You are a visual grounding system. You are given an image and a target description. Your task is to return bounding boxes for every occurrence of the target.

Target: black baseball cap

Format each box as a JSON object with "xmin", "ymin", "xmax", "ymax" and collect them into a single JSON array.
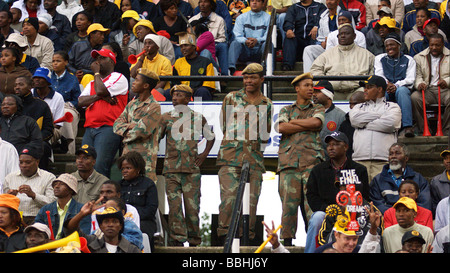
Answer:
[
  {"xmin": 359, "ymin": 75, "xmax": 387, "ymax": 91},
  {"xmin": 75, "ymin": 144, "xmax": 97, "ymax": 159},
  {"xmin": 402, "ymin": 230, "xmax": 426, "ymax": 245},
  {"xmin": 314, "ymin": 80, "xmax": 334, "ymax": 93},
  {"xmin": 19, "ymin": 146, "xmax": 42, "ymax": 159},
  {"xmin": 324, "ymin": 131, "xmax": 349, "ymax": 144}
]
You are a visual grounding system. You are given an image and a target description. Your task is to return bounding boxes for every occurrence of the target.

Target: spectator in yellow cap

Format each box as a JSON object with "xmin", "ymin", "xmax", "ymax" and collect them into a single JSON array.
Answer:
[
  {"xmin": 121, "ymin": 19, "xmax": 175, "ymax": 65},
  {"xmin": 382, "ymin": 197, "xmax": 434, "ymax": 253},
  {"xmin": 110, "ymin": 9, "xmax": 141, "ymax": 46},
  {"xmin": 429, "ymin": 149, "xmax": 450, "ymax": 215},
  {"xmin": 0, "ymin": 194, "xmax": 27, "ymax": 252},
  {"xmin": 67, "ymin": 23, "xmax": 110, "ymax": 86}
]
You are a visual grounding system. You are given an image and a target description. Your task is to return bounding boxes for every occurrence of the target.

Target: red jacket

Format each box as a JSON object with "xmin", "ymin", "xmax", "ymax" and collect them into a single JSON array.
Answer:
[
  {"xmin": 339, "ymin": 0, "xmax": 367, "ymax": 30},
  {"xmin": 383, "ymin": 205, "xmax": 434, "ymax": 232}
]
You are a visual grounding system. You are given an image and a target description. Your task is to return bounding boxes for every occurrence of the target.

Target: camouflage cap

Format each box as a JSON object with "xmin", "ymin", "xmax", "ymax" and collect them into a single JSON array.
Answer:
[
  {"xmin": 291, "ymin": 72, "xmax": 313, "ymax": 86},
  {"xmin": 137, "ymin": 68, "xmax": 160, "ymax": 82},
  {"xmin": 242, "ymin": 63, "xmax": 264, "ymax": 75},
  {"xmin": 170, "ymin": 84, "xmax": 193, "ymax": 96}
]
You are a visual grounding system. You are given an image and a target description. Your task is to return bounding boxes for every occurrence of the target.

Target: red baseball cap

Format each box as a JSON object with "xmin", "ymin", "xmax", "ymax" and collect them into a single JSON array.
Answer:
[
  {"xmin": 423, "ymin": 18, "xmax": 440, "ymax": 29},
  {"xmin": 91, "ymin": 48, "xmax": 116, "ymax": 64}
]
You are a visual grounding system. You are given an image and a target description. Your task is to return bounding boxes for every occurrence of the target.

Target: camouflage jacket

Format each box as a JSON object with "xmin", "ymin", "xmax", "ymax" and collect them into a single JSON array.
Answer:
[
  {"xmin": 217, "ymin": 88, "xmax": 273, "ymax": 171},
  {"xmin": 277, "ymin": 101, "xmax": 325, "ymax": 172},
  {"xmin": 159, "ymin": 106, "xmax": 215, "ymax": 174},
  {"xmin": 113, "ymin": 95, "xmax": 161, "ymax": 181}
]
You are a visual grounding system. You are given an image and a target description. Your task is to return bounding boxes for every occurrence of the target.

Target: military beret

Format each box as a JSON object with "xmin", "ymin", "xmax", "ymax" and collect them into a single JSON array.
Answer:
[
  {"xmin": 137, "ymin": 68, "xmax": 160, "ymax": 82},
  {"xmin": 291, "ymin": 72, "xmax": 313, "ymax": 86},
  {"xmin": 242, "ymin": 63, "xmax": 264, "ymax": 75},
  {"xmin": 170, "ymin": 84, "xmax": 193, "ymax": 96}
]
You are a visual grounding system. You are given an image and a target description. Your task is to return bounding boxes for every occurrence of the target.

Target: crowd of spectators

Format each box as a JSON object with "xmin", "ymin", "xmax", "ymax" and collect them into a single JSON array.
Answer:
[{"xmin": 0, "ymin": 0, "xmax": 449, "ymax": 254}]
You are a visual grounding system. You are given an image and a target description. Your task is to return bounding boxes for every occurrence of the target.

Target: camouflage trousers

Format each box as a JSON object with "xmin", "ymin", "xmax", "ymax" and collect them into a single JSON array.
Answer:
[
  {"xmin": 164, "ymin": 172, "xmax": 202, "ymax": 245},
  {"xmin": 217, "ymin": 166, "xmax": 263, "ymax": 240},
  {"xmin": 278, "ymin": 165, "xmax": 315, "ymax": 239}
]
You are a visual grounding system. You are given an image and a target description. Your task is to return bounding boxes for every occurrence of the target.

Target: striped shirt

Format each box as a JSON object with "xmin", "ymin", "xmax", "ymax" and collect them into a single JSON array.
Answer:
[{"xmin": 3, "ymin": 169, "xmax": 56, "ymax": 217}]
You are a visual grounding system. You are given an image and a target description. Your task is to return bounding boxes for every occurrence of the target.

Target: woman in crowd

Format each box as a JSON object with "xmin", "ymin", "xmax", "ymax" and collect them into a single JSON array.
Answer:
[{"xmin": 0, "ymin": 47, "xmax": 32, "ymax": 95}]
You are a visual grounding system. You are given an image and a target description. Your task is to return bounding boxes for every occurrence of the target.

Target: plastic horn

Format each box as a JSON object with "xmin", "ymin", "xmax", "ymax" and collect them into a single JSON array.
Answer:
[
  {"xmin": 128, "ymin": 50, "xmax": 146, "ymax": 64},
  {"xmin": 54, "ymin": 112, "xmax": 73, "ymax": 124},
  {"xmin": 254, "ymin": 224, "xmax": 282, "ymax": 253},
  {"xmin": 422, "ymin": 89, "xmax": 431, "ymax": 136},
  {"xmin": 436, "ymin": 86, "xmax": 444, "ymax": 136},
  {"xmin": 79, "ymin": 237, "xmax": 91, "ymax": 253},
  {"xmin": 46, "ymin": 210, "xmax": 55, "ymax": 240},
  {"xmin": 13, "ymin": 231, "xmax": 80, "ymax": 253}
]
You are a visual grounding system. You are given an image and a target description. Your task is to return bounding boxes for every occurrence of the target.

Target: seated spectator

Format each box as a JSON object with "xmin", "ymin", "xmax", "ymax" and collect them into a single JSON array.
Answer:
[
  {"xmin": 153, "ymin": 0, "xmax": 187, "ymax": 58},
  {"xmin": 37, "ymin": 13, "xmax": 62, "ymax": 51},
  {"xmin": 71, "ymin": 145, "xmax": 109, "ymax": 204},
  {"xmin": 43, "ymin": 0, "xmax": 72, "ymax": 46},
  {"xmin": 404, "ymin": 7, "xmax": 448, "ymax": 50},
  {"xmin": 0, "ymin": 136, "xmax": 19, "ymax": 193},
  {"xmin": 310, "ymin": 24, "xmax": 375, "ymax": 100},
  {"xmin": 78, "ymin": 48, "xmax": 129, "ymax": 178},
  {"xmin": 51, "ymin": 51, "xmax": 81, "ymax": 155},
  {"xmin": 102, "ymin": 42, "xmax": 131, "ymax": 84},
  {"xmin": 190, "ymin": 0, "xmax": 228, "ymax": 75},
  {"xmin": 3, "ymin": 33, "xmax": 40, "ymax": 74},
  {"xmin": 434, "ymin": 196, "xmax": 449, "ymax": 233},
  {"xmin": 338, "ymin": 0, "xmax": 367, "ymax": 30},
  {"xmin": 23, "ymin": 222, "xmax": 51, "ymax": 251},
  {"xmin": 324, "ymin": 11, "xmax": 367, "ymax": 50},
  {"xmin": 94, "ymin": 0, "xmax": 122, "ymax": 29},
  {"xmin": 432, "ymin": 224, "xmax": 450, "ymax": 253},
  {"xmin": 349, "ymin": 76, "xmax": 401, "ymax": 182},
  {"xmin": 57, "ymin": 0, "xmax": 83, "ymax": 28},
  {"xmin": 266, "ymin": 0, "xmax": 292, "ymax": 45},
  {"xmin": 302, "ymin": 0, "xmax": 341, "ymax": 73},
  {"xmin": 109, "ymin": 10, "xmax": 141, "ymax": 49},
  {"xmin": 281, "ymin": 0, "xmax": 326, "ymax": 71},
  {"xmin": 11, "ymin": 0, "xmax": 48, "ymax": 22},
  {"xmin": 10, "ymin": 8, "xmax": 23, "ymax": 33},
  {"xmin": 400, "ymin": 229, "xmax": 430, "ymax": 253},
  {"xmin": 361, "ymin": 6, "xmax": 395, "ymax": 35},
  {"xmin": 410, "ymin": 17, "xmax": 450, "ymax": 56},
  {"xmin": 382, "ymin": 197, "xmax": 434, "ymax": 253},
  {"xmin": 22, "ymin": 17, "xmax": 53, "ymax": 70},
  {"xmin": 67, "ymin": 23, "xmax": 110, "ymax": 86},
  {"xmin": 121, "ymin": 19, "xmax": 175, "ymax": 65},
  {"xmin": 156, "ymin": 0, "xmax": 193, "ymax": 19},
  {"xmin": 0, "ymin": 47, "xmax": 32, "ymax": 95},
  {"xmin": 129, "ymin": 34, "xmax": 173, "ymax": 94},
  {"xmin": 439, "ymin": 1, "xmax": 450, "ymax": 40},
  {"xmin": 0, "ymin": 10, "xmax": 19, "ymax": 47},
  {"xmin": 364, "ymin": 0, "xmax": 404, "ymax": 25},
  {"xmin": 164, "ymin": 32, "xmax": 216, "ymax": 101},
  {"xmin": 0, "ymin": 194, "xmax": 27, "ymax": 252},
  {"xmin": 370, "ymin": 143, "xmax": 431, "ymax": 214},
  {"xmin": 430, "ymin": 149, "xmax": 450, "ymax": 216},
  {"xmin": 14, "ymin": 76, "xmax": 54, "ymax": 170},
  {"xmin": 365, "ymin": 16, "xmax": 408, "ymax": 56},
  {"xmin": 402, "ymin": 0, "xmax": 441, "ymax": 33},
  {"xmin": 404, "ymin": 0, "xmax": 439, "ymax": 14},
  {"xmin": 374, "ymin": 32, "xmax": 415, "ymax": 137},
  {"xmin": 383, "ymin": 180, "xmax": 433, "ymax": 231},
  {"xmin": 191, "ymin": 17, "xmax": 219, "ymax": 70},
  {"xmin": 34, "ymin": 173, "xmax": 91, "ymax": 239},
  {"xmin": 64, "ymin": 11, "xmax": 93, "ymax": 52},
  {"xmin": 65, "ymin": 204, "xmax": 142, "ymax": 253},
  {"xmin": 198, "ymin": 0, "xmax": 232, "ymax": 41},
  {"xmin": 227, "ymin": 0, "xmax": 269, "ymax": 76},
  {"xmin": 3, "ymin": 146, "xmax": 56, "ymax": 225},
  {"xmin": 0, "ymin": 94, "xmax": 43, "ymax": 155},
  {"xmin": 411, "ymin": 34, "xmax": 450, "ymax": 135}
]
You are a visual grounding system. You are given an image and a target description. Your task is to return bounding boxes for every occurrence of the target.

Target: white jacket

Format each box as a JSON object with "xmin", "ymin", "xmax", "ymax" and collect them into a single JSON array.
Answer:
[{"xmin": 350, "ymin": 97, "xmax": 402, "ymax": 161}]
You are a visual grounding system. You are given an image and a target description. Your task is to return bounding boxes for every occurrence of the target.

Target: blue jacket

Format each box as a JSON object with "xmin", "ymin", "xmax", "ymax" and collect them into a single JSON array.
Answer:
[
  {"xmin": 370, "ymin": 164, "xmax": 431, "ymax": 214},
  {"xmin": 233, "ymin": 10, "xmax": 271, "ymax": 45},
  {"xmin": 51, "ymin": 70, "xmax": 81, "ymax": 108},
  {"xmin": 401, "ymin": 8, "xmax": 441, "ymax": 33},
  {"xmin": 410, "ymin": 36, "xmax": 450, "ymax": 57},
  {"xmin": 283, "ymin": 1, "xmax": 327, "ymax": 39},
  {"xmin": 34, "ymin": 198, "xmax": 91, "ymax": 239}
]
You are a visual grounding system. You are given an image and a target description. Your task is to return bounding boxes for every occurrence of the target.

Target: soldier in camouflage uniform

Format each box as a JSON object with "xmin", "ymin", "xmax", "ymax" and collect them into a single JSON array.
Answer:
[
  {"xmin": 113, "ymin": 68, "xmax": 161, "ymax": 183},
  {"xmin": 216, "ymin": 63, "xmax": 273, "ymax": 244},
  {"xmin": 276, "ymin": 72, "xmax": 325, "ymax": 246},
  {"xmin": 159, "ymin": 84, "xmax": 215, "ymax": 246}
]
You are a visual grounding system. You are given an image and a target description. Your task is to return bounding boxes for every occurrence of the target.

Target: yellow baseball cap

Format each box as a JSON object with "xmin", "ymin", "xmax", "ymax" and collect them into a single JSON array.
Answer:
[
  {"xmin": 87, "ymin": 23, "xmax": 110, "ymax": 35},
  {"xmin": 121, "ymin": 10, "xmax": 141, "ymax": 21},
  {"xmin": 133, "ymin": 20, "xmax": 156, "ymax": 37},
  {"xmin": 440, "ymin": 149, "xmax": 450, "ymax": 157},
  {"xmin": 393, "ymin": 197, "xmax": 417, "ymax": 212},
  {"xmin": 375, "ymin": 17, "xmax": 398, "ymax": 30}
]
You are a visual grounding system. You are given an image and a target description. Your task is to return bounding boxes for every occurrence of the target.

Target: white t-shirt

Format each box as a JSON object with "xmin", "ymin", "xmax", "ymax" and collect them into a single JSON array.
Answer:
[{"xmin": 79, "ymin": 72, "xmax": 128, "ymax": 99}]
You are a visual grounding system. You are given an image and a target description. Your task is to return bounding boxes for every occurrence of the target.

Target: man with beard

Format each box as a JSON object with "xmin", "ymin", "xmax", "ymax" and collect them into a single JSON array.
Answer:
[{"xmin": 370, "ymin": 142, "xmax": 431, "ymax": 214}]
